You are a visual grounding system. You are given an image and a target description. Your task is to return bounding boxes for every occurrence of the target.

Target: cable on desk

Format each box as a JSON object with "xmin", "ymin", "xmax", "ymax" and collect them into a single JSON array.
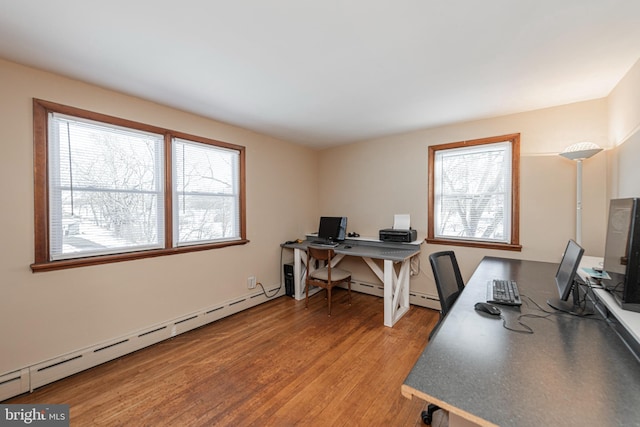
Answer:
[
  {"xmin": 607, "ymin": 281, "xmax": 625, "ymax": 293},
  {"xmin": 521, "ymin": 294, "xmax": 556, "ymax": 314},
  {"xmin": 521, "ymin": 293, "xmax": 605, "ymax": 322},
  {"xmin": 502, "ymin": 294, "xmax": 588, "ymax": 335},
  {"xmin": 577, "ymin": 281, "xmax": 593, "ymax": 311},
  {"xmin": 574, "ymin": 282, "xmax": 609, "ymax": 321},
  {"xmin": 500, "ymin": 314, "xmax": 534, "ymax": 334}
]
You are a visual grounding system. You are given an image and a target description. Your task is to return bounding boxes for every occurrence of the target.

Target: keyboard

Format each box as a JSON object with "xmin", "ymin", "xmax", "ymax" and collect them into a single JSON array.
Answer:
[
  {"xmin": 486, "ymin": 279, "xmax": 522, "ymax": 306},
  {"xmin": 309, "ymin": 240, "xmax": 339, "ymax": 248}
]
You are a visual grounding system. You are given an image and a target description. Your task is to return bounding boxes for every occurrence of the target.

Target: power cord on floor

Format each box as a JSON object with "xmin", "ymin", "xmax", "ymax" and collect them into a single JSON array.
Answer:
[
  {"xmin": 255, "ymin": 247, "xmax": 287, "ymax": 299},
  {"xmin": 257, "ymin": 281, "xmax": 281, "ymax": 298}
]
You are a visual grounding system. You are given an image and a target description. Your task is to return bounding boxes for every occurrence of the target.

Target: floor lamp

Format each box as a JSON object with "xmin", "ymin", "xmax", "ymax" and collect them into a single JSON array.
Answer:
[{"xmin": 559, "ymin": 142, "xmax": 603, "ymax": 245}]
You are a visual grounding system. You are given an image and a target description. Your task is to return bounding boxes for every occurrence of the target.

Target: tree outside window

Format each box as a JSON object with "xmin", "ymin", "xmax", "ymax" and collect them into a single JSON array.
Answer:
[
  {"xmin": 427, "ymin": 134, "xmax": 521, "ymax": 251},
  {"xmin": 32, "ymin": 99, "xmax": 247, "ymax": 272}
]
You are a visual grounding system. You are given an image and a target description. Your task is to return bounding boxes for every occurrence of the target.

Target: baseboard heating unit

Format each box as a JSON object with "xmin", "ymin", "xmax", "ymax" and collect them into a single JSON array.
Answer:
[{"xmin": 0, "ymin": 285, "xmax": 284, "ymax": 401}]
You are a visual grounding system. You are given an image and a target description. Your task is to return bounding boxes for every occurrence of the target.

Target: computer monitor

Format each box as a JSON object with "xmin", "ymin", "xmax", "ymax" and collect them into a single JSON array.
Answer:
[
  {"xmin": 547, "ymin": 239, "xmax": 588, "ymax": 315},
  {"xmin": 602, "ymin": 198, "xmax": 640, "ymax": 312},
  {"xmin": 317, "ymin": 217, "xmax": 347, "ymax": 243}
]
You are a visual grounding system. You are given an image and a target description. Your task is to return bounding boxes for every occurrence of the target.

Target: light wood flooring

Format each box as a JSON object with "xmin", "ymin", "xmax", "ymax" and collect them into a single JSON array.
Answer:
[{"xmin": 6, "ymin": 290, "xmax": 444, "ymax": 426}]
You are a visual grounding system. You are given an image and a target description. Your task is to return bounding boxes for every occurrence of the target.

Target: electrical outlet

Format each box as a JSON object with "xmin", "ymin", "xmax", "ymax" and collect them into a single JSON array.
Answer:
[{"xmin": 247, "ymin": 276, "xmax": 256, "ymax": 289}]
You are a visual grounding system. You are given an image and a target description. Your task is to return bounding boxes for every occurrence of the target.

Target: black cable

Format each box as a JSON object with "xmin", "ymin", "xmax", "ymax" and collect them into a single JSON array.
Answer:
[
  {"xmin": 521, "ymin": 294, "xmax": 556, "ymax": 314},
  {"xmin": 257, "ymin": 282, "xmax": 281, "ymax": 298},
  {"xmin": 608, "ymin": 280, "xmax": 625, "ymax": 293},
  {"xmin": 577, "ymin": 282, "xmax": 591, "ymax": 310},
  {"xmin": 521, "ymin": 293, "xmax": 605, "ymax": 322},
  {"xmin": 256, "ymin": 247, "xmax": 286, "ymax": 299},
  {"xmin": 501, "ymin": 292, "xmax": 599, "ymax": 334},
  {"xmin": 500, "ymin": 314, "xmax": 534, "ymax": 334}
]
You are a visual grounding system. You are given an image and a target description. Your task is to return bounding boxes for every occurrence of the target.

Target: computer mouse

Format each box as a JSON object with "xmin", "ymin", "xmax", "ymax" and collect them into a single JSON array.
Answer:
[
  {"xmin": 344, "ymin": 245, "xmax": 352, "ymax": 249},
  {"xmin": 474, "ymin": 302, "xmax": 501, "ymax": 316}
]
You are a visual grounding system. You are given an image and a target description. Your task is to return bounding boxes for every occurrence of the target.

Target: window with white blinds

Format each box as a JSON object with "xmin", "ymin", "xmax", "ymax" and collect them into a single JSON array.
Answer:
[
  {"xmin": 48, "ymin": 113, "xmax": 165, "ymax": 260},
  {"xmin": 428, "ymin": 134, "xmax": 521, "ymax": 250},
  {"xmin": 32, "ymin": 99, "xmax": 247, "ymax": 271},
  {"xmin": 173, "ymin": 138, "xmax": 241, "ymax": 245}
]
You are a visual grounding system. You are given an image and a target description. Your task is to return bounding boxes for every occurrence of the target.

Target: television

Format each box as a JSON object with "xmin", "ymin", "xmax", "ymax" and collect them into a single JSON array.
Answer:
[
  {"xmin": 316, "ymin": 217, "xmax": 347, "ymax": 243},
  {"xmin": 547, "ymin": 239, "xmax": 589, "ymax": 315},
  {"xmin": 602, "ymin": 198, "xmax": 640, "ymax": 312}
]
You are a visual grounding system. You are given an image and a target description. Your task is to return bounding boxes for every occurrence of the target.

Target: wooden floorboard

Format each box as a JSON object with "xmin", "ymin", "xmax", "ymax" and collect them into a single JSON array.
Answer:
[{"xmin": 6, "ymin": 290, "xmax": 440, "ymax": 426}]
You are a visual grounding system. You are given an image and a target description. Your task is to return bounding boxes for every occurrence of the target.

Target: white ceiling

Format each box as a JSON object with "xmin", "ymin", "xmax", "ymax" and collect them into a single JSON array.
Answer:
[{"xmin": 0, "ymin": 1, "xmax": 639, "ymax": 148}]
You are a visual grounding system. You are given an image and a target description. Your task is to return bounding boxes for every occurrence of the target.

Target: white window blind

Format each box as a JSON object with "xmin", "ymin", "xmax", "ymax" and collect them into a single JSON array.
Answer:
[
  {"xmin": 48, "ymin": 113, "xmax": 165, "ymax": 260},
  {"xmin": 172, "ymin": 138, "xmax": 241, "ymax": 246},
  {"xmin": 434, "ymin": 142, "xmax": 512, "ymax": 243}
]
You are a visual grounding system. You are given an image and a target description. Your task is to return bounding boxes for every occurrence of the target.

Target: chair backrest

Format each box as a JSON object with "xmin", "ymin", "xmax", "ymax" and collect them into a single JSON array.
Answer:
[
  {"xmin": 307, "ymin": 246, "xmax": 334, "ymax": 262},
  {"xmin": 306, "ymin": 246, "xmax": 334, "ymax": 283},
  {"xmin": 429, "ymin": 251, "xmax": 465, "ymax": 317}
]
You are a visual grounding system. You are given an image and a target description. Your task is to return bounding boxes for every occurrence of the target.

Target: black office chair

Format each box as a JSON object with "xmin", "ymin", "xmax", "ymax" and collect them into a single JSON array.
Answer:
[{"xmin": 422, "ymin": 250, "xmax": 465, "ymax": 426}]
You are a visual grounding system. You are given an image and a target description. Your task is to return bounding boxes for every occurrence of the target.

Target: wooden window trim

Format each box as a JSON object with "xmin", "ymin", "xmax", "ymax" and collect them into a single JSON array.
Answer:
[
  {"xmin": 31, "ymin": 99, "xmax": 248, "ymax": 272},
  {"xmin": 427, "ymin": 133, "xmax": 521, "ymax": 251}
]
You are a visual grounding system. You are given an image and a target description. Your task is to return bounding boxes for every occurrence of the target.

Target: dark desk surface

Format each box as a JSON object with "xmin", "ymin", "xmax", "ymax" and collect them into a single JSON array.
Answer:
[{"xmin": 402, "ymin": 256, "xmax": 640, "ymax": 427}]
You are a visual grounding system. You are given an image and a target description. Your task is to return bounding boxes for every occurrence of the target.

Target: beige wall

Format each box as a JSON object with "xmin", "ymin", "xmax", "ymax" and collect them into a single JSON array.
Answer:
[
  {"xmin": 607, "ymin": 58, "xmax": 640, "ymax": 199},
  {"xmin": 2, "ymin": 54, "xmax": 638, "ymax": 378},
  {"xmin": 0, "ymin": 59, "xmax": 319, "ymax": 374},
  {"xmin": 319, "ymin": 100, "xmax": 610, "ymax": 296}
]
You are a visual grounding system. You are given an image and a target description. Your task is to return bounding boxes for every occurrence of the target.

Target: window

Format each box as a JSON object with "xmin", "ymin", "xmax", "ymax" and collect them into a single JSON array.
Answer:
[
  {"xmin": 32, "ymin": 99, "xmax": 247, "ymax": 271},
  {"xmin": 47, "ymin": 113, "xmax": 166, "ymax": 260},
  {"xmin": 172, "ymin": 138, "xmax": 241, "ymax": 246},
  {"xmin": 427, "ymin": 134, "xmax": 521, "ymax": 251}
]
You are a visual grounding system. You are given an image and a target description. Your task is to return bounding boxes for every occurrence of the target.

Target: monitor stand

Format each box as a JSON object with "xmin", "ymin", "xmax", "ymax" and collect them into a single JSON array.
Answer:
[{"xmin": 547, "ymin": 281, "xmax": 594, "ymax": 316}]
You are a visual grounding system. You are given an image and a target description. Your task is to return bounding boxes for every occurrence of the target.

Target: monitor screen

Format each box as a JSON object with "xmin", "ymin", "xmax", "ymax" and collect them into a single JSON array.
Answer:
[
  {"xmin": 547, "ymin": 239, "xmax": 585, "ymax": 314},
  {"xmin": 603, "ymin": 198, "xmax": 634, "ymax": 281},
  {"xmin": 317, "ymin": 217, "xmax": 347, "ymax": 242},
  {"xmin": 602, "ymin": 198, "xmax": 640, "ymax": 311}
]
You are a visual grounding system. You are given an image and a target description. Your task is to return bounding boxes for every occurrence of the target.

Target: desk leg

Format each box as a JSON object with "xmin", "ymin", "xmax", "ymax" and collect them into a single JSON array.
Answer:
[
  {"xmin": 293, "ymin": 248, "xmax": 304, "ymax": 300},
  {"xmin": 363, "ymin": 257, "xmax": 411, "ymax": 327},
  {"xmin": 383, "ymin": 260, "xmax": 394, "ymax": 326},
  {"xmin": 385, "ymin": 259, "xmax": 411, "ymax": 327}
]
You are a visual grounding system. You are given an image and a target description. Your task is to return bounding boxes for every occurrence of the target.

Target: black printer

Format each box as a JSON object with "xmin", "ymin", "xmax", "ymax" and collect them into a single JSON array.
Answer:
[{"xmin": 379, "ymin": 228, "xmax": 417, "ymax": 243}]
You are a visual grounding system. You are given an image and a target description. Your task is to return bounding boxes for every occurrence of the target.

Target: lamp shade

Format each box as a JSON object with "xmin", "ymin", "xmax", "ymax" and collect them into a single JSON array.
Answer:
[{"xmin": 559, "ymin": 142, "xmax": 603, "ymax": 161}]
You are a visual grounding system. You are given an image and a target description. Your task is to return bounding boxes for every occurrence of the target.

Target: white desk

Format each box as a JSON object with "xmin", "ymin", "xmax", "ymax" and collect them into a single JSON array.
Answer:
[
  {"xmin": 581, "ymin": 255, "xmax": 640, "ymax": 357},
  {"xmin": 282, "ymin": 238, "xmax": 422, "ymax": 327}
]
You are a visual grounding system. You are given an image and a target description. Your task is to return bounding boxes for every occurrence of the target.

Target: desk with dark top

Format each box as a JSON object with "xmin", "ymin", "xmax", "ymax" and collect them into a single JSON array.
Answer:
[
  {"xmin": 401, "ymin": 256, "xmax": 640, "ymax": 427},
  {"xmin": 282, "ymin": 238, "xmax": 421, "ymax": 327}
]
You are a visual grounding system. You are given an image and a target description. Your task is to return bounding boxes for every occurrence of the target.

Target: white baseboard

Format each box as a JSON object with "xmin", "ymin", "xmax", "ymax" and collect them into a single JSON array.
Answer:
[
  {"xmin": 346, "ymin": 280, "xmax": 441, "ymax": 311},
  {"xmin": 0, "ymin": 281, "xmax": 438, "ymax": 402},
  {"xmin": 0, "ymin": 285, "xmax": 285, "ymax": 402}
]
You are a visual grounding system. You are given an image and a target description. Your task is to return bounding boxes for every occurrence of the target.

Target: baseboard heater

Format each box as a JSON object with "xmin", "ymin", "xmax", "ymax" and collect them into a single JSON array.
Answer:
[
  {"xmin": 345, "ymin": 280, "xmax": 440, "ymax": 310},
  {"xmin": 0, "ymin": 286, "xmax": 284, "ymax": 402}
]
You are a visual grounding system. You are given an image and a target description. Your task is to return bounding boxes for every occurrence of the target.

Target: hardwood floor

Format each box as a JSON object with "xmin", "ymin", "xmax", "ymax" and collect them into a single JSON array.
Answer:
[{"xmin": 6, "ymin": 290, "xmax": 440, "ymax": 426}]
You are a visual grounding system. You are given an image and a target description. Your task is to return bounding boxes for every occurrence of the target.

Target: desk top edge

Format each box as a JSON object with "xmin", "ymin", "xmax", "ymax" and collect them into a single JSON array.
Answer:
[{"xmin": 282, "ymin": 238, "xmax": 422, "ymax": 261}]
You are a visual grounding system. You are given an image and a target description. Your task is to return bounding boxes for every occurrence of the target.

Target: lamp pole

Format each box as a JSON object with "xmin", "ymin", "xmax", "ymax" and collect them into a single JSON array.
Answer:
[
  {"xmin": 559, "ymin": 143, "xmax": 603, "ymax": 247},
  {"xmin": 575, "ymin": 159, "xmax": 584, "ymax": 245}
]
